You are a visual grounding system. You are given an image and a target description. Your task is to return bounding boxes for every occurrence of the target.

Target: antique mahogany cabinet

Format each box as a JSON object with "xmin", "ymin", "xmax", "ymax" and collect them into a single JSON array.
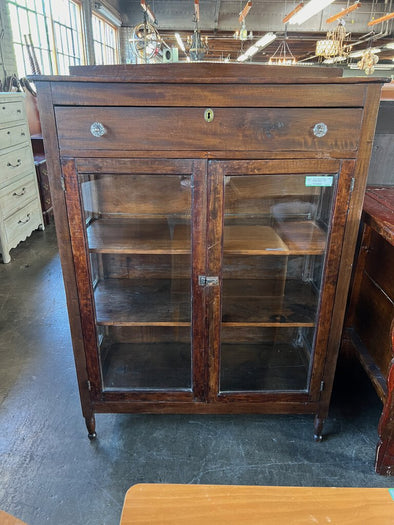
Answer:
[{"xmin": 34, "ymin": 63, "xmax": 386, "ymax": 439}]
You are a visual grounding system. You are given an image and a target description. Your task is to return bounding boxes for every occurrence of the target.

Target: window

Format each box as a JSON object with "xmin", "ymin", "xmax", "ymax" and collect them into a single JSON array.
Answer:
[
  {"xmin": 92, "ymin": 13, "xmax": 118, "ymax": 65},
  {"xmin": 7, "ymin": 0, "xmax": 85, "ymax": 76}
]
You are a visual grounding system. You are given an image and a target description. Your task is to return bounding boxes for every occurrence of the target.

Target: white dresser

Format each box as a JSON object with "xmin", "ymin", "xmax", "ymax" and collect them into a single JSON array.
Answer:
[{"xmin": 0, "ymin": 92, "xmax": 44, "ymax": 263}]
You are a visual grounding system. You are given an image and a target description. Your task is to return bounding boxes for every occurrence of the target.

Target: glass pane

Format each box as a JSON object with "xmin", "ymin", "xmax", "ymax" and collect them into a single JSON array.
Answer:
[
  {"xmin": 79, "ymin": 172, "xmax": 192, "ymax": 391},
  {"xmin": 220, "ymin": 173, "xmax": 336, "ymax": 392}
]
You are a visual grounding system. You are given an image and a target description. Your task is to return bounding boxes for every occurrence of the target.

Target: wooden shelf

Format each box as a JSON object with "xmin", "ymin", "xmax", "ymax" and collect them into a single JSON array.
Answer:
[
  {"xmin": 93, "ymin": 278, "xmax": 317, "ymax": 327},
  {"xmin": 274, "ymin": 221, "xmax": 326, "ymax": 254},
  {"xmin": 101, "ymin": 339, "xmax": 192, "ymax": 390},
  {"xmin": 94, "ymin": 279, "xmax": 191, "ymax": 326},
  {"xmin": 220, "ymin": 342, "xmax": 309, "ymax": 391},
  {"xmin": 87, "ymin": 219, "xmax": 191, "ymax": 254},
  {"xmin": 87, "ymin": 219, "xmax": 326, "ymax": 256},
  {"xmin": 222, "ymin": 279, "xmax": 318, "ymax": 326}
]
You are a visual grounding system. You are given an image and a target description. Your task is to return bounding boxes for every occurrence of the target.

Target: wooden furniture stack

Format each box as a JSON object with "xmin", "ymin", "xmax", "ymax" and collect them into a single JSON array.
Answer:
[
  {"xmin": 34, "ymin": 63, "xmax": 386, "ymax": 439},
  {"xmin": 0, "ymin": 92, "xmax": 43, "ymax": 263},
  {"xmin": 341, "ymin": 186, "xmax": 394, "ymax": 475}
]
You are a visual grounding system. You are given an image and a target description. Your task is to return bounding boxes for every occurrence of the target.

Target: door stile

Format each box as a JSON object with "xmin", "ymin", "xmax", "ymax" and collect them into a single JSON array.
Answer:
[
  {"xmin": 308, "ymin": 160, "xmax": 356, "ymax": 399},
  {"xmin": 192, "ymin": 159, "xmax": 208, "ymax": 401},
  {"xmin": 206, "ymin": 161, "xmax": 225, "ymax": 401},
  {"xmin": 61, "ymin": 158, "xmax": 102, "ymax": 398}
]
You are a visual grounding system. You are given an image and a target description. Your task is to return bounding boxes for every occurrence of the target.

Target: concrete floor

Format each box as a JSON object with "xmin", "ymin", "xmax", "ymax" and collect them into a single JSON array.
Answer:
[{"xmin": 0, "ymin": 225, "xmax": 393, "ymax": 525}]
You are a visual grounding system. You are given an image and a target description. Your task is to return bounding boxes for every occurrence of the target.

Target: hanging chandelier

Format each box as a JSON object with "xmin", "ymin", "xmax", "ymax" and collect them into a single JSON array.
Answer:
[
  {"xmin": 269, "ymin": 38, "xmax": 296, "ymax": 66},
  {"xmin": 186, "ymin": 0, "xmax": 209, "ymax": 61},
  {"xmin": 187, "ymin": 27, "xmax": 209, "ymax": 61},
  {"xmin": 315, "ymin": 20, "xmax": 351, "ymax": 60},
  {"xmin": 357, "ymin": 48, "xmax": 379, "ymax": 75}
]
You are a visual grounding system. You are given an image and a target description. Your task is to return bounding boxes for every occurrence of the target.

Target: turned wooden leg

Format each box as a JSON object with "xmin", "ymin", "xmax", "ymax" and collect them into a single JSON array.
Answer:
[
  {"xmin": 313, "ymin": 416, "xmax": 324, "ymax": 442},
  {"xmin": 85, "ymin": 414, "xmax": 97, "ymax": 440}
]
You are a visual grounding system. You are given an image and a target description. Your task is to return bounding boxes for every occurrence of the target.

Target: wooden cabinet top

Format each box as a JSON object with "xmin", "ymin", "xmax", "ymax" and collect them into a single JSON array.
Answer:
[
  {"xmin": 363, "ymin": 187, "xmax": 394, "ymax": 245},
  {"xmin": 33, "ymin": 62, "xmax": 390, "ymax": 85}
]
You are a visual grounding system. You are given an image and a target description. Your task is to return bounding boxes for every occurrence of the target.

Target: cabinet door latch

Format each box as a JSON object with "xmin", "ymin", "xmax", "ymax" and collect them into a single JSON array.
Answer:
[{"xmin": 198, "ymin": 275, "xmax": 219, "ymax": 287}]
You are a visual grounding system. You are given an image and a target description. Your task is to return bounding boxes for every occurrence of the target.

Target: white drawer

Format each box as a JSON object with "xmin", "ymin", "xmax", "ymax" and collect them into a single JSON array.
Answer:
[
  {"xmin": 3, "ymin": 200, "xmax": 43, "ymax": 247},
  {"xmin": 0, "ymin": 100, "xmax": 25, "ymax": 125},
  {"xmin": 0, "ymin": 123, "xmax": 29, "ymax": 149},
  {"xmin": 0, "ymin": 172, "xmax": 38, "ymax": 219},
  {"xmin": 0, "ymin": 145, "xmax": 34, "ymax": 188}
]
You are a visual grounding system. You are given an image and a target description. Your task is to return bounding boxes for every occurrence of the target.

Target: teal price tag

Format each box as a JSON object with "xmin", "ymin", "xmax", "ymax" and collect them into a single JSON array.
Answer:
[{"xmin": 305, "ymin": 176, "xmax": 334, "ymax": 187}]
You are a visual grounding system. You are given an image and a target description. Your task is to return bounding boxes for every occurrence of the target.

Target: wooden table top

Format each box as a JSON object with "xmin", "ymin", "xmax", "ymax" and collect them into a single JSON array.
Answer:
[
  {"xmin": 120, "ymin": 484, "xmax": 394, "ymax": 524},
  {"xmin": 363, "ymin": 187, "xmax": 394, "ymax": 245},
  {"xmin": 0, "ymin": 509, "xmax": 26, "ymax": 525}
]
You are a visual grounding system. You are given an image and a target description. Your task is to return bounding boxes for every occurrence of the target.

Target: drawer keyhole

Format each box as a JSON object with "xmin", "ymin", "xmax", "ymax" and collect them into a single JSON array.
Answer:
[{"xmin": 204, "ymin": 108, "xmax": 214, "ymax": 123}]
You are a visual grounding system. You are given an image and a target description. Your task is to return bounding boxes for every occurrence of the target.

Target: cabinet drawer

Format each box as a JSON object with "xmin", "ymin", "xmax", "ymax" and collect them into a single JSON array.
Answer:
[
  {"xmin": 0, "ymin": 172, "xmax": 38, "ymax": 219},
  {"xmin": 3, "ymin": 200, "xmax": 42, "ymax": 246},
  {"xmin": 0, "ymin": 145, "xmax": 34, "ymax": 188},
  {"xmin": 55, "ymin": 107, "xmax": 363, "ymax": 153},
  {"xmin": 0, "ymin": 123, "xmax": 29, "ymax": 149},
  {"xmin": 0, "ymin": 100, "xmax": 25, "ymax": 125}
]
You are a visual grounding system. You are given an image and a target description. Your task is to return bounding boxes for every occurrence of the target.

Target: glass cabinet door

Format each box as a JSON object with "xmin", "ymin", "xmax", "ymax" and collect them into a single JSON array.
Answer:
[
  {"xmin": 76, "ymin": 162, "xmax": 196, "ymax": 393},
  {"xmin": 217, "ymin": 164, "xmax": 340, "ymax": 394}
]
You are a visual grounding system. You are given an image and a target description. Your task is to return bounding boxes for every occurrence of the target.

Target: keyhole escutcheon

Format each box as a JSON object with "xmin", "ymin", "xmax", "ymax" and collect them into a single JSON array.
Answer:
[{"xmin": 204, "ymin": 108, "xmax": 214, "ymax": 123}]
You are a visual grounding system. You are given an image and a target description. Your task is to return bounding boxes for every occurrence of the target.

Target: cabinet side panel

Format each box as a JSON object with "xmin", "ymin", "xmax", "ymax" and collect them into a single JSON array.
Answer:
[
  {"xmin": 35, "ymin": 82, "xmax": 94, "ymax": 421},
  {"xmin": 318, "ymin": 84, "xmax": 384, "ymax": 416}
]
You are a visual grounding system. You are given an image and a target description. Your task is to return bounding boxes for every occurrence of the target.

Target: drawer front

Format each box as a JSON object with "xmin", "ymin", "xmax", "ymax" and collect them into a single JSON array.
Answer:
[
  {"xmin": 0, "ymin": 123, "xmax": 29, "ymax": 149},
  {"xmin": 0, "ymin": 172, "xmax": 38, "ymax": 219},
  {"xmin": 0, "ymin": 100, "xmax": 25, "ymax": 125},
  {"xmin": 3, "ymin": 200, "xmax": 42, "ymax": 246},
  {"xmin": 55, "ymin": 107, "xmax": 363, "ymax": 153},
  {"xmin": 0, "ymin": 145, "xmax": 34, "ymax": 188}
]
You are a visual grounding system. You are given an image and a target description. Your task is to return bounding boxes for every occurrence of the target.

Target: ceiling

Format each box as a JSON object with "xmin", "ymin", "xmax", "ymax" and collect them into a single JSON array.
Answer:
[{"xmin": 106, "ymin": 0, "xmax": 393, "ymax": 66}]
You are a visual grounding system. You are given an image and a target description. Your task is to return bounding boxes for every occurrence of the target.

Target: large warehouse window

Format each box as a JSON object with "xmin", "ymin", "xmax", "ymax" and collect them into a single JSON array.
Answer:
[
  {"xmin": 8, "ymin": 0, "xmax": 84, "ymax": 76},
  {"xmin": 92, "ymin": 13, "xmax": 118, "ymax": 65}
]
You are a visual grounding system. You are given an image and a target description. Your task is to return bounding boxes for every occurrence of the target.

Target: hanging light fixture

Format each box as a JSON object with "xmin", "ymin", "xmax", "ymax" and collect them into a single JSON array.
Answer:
[
  {"xmin": 234, "ymin": 1, "xmax": 253, "ymax": 41},
  {"xmin": 269, "ymin": 35, "xmax": 296, "ymax": 65},
  {"xmin": 357, "ymin": 48, "xmax": 380, "ymax": 74},
  {"xmin": 315, "ymin": 20, "xmax": 351, "ymax": 60},
  {"xmin": 186, "ymin": 0, "xmax": 209, "ymax": 61}
]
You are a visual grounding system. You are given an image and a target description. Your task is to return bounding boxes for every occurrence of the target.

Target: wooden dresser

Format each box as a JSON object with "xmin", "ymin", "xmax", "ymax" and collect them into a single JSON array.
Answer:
[
  {"xmin": 34, "ymin": 64, "xmax": 386, "ymax": 439},
  {"xmin": 341, "ymin": 187, "xmax": 394, "ymax": 475},
  {"xmin": 0, "ymin": 93, "xmax": 43, "ymax": 263}
]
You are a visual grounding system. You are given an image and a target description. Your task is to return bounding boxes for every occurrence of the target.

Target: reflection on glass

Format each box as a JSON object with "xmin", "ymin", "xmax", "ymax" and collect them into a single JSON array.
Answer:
[
  {"xmin": 80, "ymin": 173, "xmax": 192, "ymax": 391},
  {"xmin": 220, "ymin": 174, "xmax": 335, "ymax": 392}
]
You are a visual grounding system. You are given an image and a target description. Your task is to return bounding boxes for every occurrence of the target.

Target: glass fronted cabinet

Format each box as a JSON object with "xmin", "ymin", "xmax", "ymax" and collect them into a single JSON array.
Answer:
[{"xmin": 34, "ymin": 63, "xmax": 385, "ymax": 439}]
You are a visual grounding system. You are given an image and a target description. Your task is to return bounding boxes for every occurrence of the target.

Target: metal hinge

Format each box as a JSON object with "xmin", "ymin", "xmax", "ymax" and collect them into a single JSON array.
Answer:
[
  {"xmin": 60, "ymin": 175, "xmax": 66, "ymax": 192},
  {"xmin": 87, "ymin": 380, "xmax": 92, "ymax": 391},
  {"xmin": 320, "ymin": 381, "xmax": 325, "ymax": 392},
  {"xmin": 350, "ymin": 177, "xmax": 355, "ymax": 193},
  {"xmin": 198, "ymin": 275, "xmax": 219, "ymax": 287}
]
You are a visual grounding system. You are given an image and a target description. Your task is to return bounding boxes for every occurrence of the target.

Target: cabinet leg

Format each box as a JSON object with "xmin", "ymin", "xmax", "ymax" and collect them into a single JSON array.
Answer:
[
  {"xmin": 313, "ymin": 416, "xmax": 324, "ymax": 442},
  {"xmin": 85, "ymin": 414, "xmax": 97, "ymax": 440}
]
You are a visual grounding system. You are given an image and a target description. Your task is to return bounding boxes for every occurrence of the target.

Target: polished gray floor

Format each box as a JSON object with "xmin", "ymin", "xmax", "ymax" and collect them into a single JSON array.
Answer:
[{"xmin": 0, "ymin": 225, "xmax": 392, "ymax": 525}]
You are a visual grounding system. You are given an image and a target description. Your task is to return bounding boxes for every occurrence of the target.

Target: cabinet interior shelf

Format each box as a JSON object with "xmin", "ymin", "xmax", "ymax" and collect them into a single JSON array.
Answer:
[
  {"xmin": 93, "ymin": 278, "xmax": 317, "ymax": 327},
  {"xmin": 86, "ymin": 219, "xmax": 326, "ymax": 255}
]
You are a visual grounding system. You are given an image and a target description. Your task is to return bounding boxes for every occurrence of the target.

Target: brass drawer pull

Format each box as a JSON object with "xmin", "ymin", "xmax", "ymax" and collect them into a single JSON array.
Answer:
[
  {"xmin": 7, "ymin": 159, "xmax": 22, "ymax": 168},
  {"xmin": 13, "ymin": 187, "xmax": 26, "ymax": 196},
  {"xmin": 18, "ymin": 213, "xmax": 31, "ymax": 224},
  {"xmin": 313, "ymin": 122, "xmax": 328, "ymax": 138},
  {"xmin": 90, "ymin": 122, "xmax": 106, "ymax": 137}
]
